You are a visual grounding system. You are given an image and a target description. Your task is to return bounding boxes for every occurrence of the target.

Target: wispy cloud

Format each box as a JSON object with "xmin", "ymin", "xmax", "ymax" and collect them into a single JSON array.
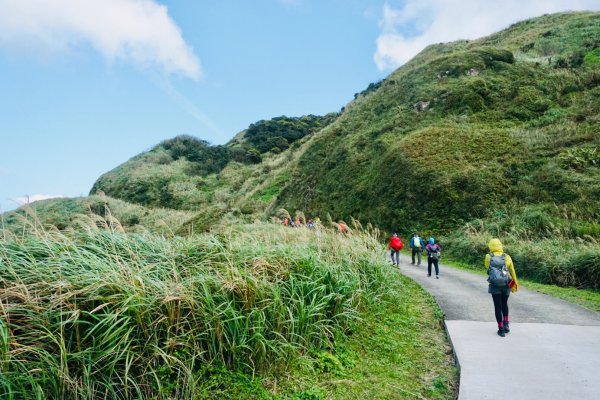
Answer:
[
  {"xmin": 374, "ymin": 0, "xmax": 600, "ymax": 71},
  {"xmin": 157, "ymin": 78, "xmax": 224, "ymax": 141},
  {"xmin": 13, "ymin": 194, "xmax": 66, "ymax": 205},
  {"xmin": 0, "ymin": 0, "xmax": 201, "ymax": 79}
]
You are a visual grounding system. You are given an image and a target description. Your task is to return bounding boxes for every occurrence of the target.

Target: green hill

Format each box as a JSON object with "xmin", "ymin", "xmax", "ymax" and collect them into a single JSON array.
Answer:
[
  {"xmin": 9, "ymin": 12, "xmax": 600, "ymax": 288},
  {"xmin": 279, "ymin": 11, "xmax": 599, "ymax": 226}
]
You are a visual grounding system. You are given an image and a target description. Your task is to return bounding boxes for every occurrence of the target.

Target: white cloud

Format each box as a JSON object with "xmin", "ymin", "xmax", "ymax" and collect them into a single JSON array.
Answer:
[
  {"xmin": 0, "ymin": 0, "xmax": 201, "ymax": 79},
  {"xmin": 374, "ymin": 0, "xmax": 600, "ymax": 71},
  {"xmin": 13, "ymin": 194, "xmax": 67, "ymax": 205}
]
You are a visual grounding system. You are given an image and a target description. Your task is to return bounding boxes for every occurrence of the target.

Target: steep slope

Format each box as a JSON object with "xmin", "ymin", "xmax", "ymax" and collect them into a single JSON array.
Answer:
[
  {"xmin": 278, "ymin": 11, "xmax": 600, "ymax": 233},
  {"xmin": 272, "ymin": 11, "xmax": 600, "ymax": 288}
]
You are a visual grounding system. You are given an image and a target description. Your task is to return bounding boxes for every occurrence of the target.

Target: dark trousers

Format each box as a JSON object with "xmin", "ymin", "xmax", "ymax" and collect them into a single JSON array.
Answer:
[
  {"xmin": 411, "ymin": 248, "xmax": 422, "ymax": 264},
  {"xmin": 491, "ymin": 293, "xmax": 510, "ymax": 323},
  {"xmin": 390, "ymin": 249, "xmax": 400, "ymax": 265},
  {"xmin": 427, "ymin": 257, "xmax": 439, "ymax": 276}
]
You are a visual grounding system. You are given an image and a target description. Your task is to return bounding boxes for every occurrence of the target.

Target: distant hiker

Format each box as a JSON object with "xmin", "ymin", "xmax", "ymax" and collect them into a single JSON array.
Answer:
[
  {"xmin": 410, "ymin": 233, "xmax": 425, "ymax": 265},
  {"xmin": 425, "ymin": 237, "xmax": 441, "ymax": 278},
  {"xmin": 486, "ymin": 238, "xmax": 519, "ymax": 337},
  {"xmin": 388, "ymin": 233, "xmax": 404, "ymax": 267},
  {"xmin": 338, "ymin": 222, "xmax": 348, "ymax": 234},
  {"xmin": 283, "ymin": 217, "xmax": 289, "ymax": 226}
]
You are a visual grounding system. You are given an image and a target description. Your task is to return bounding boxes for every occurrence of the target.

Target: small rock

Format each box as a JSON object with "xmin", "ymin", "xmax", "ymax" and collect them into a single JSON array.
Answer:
[{"xmin": 414, "ymin": 101, "xmax": 430, "ymax": 113}]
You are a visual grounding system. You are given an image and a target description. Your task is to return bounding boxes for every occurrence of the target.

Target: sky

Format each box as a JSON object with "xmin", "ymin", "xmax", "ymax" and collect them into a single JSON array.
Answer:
[{"xmin": 1, "ymin": 0, "xmax": 599, "ymax": 213}]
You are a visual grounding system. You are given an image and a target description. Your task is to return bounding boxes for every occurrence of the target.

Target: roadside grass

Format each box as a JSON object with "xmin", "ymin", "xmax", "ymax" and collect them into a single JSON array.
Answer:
[
  {"xmin": 441, "ymin": 257, "xmax": 600, "ymax": 314},
  {"xmin": 195, "ymin": 268, "xmax": 458, "ymax": 400},
  {"xmin": 311, "ymin": 271, "xmax": 458, "ymax": 400}
]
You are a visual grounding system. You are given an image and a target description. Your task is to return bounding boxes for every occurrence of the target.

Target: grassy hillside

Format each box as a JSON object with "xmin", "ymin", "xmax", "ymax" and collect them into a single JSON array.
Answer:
[
  {"xmin": 1, "ymin": 195, "xmax": 194, "ymax": 236},
  {"xmin": 280, "ymin": 12, "xmax": 599, "ymax": 225},
  {"xmin": 12, "ymin": 12, "xmax": 600, "ymax": 289},
  {"xmin": 0, "ymin": 220, "xmax": 455, "ymax": 399},
  {"xmin": 90, "ymin": 115, "xmax": 337, "ymax": 211}
]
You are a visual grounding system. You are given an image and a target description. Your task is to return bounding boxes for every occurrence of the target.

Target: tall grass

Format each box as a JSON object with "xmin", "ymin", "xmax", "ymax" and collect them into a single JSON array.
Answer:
[{"xmin": 0, "ymin": 219, "xmax": 388, "ymax": 399}]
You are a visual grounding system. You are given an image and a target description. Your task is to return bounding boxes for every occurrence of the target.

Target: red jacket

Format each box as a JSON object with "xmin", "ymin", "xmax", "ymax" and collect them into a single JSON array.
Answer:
[{"xmin": 388, "ymin": 236, "xmax": 403, "ymax": 251}]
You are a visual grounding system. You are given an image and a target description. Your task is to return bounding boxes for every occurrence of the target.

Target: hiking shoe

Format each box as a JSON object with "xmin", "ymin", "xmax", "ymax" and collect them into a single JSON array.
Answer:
[
  {"xmin": 436, "ymin": 275, "xmax": 439, "ymax": 279},
  {"xmin": 504, "ymin": 322, "xmax": 510, "ymax": 333},
  {"xmin": 427, "ymin": 274, "xmax": 431, "ymax": 277},
  {"xmin": 497, "ymin": 328, "xmax": 505, "ymax": 337}
]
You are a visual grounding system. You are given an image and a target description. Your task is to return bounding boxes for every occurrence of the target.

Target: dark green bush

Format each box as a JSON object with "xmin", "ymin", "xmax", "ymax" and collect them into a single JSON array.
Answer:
[
  {"xmin": 245, "ymin": 114, "xmax": 337, "ymax": 153},
  {"xmin": 474, "ymin": 48, "xmax": 515, "ymax": 65}
]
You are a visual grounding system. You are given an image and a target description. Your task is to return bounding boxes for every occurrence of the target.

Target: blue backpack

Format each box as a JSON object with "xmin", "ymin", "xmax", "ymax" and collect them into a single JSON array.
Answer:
[{"xmin": 487, "ymin": 253, "xmax": 510, "ymax": 286}]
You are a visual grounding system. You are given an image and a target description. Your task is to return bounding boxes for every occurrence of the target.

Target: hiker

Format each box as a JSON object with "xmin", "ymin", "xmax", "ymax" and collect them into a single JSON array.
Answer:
[
  {"xmin": 338, "ymin": 222, "xmax": 348, "ymax": 234},
  {"xmin": 485, "ymin": 238, "xmax": 519, "ymax": 337},
  {"xmin": 410, "ymin": 233, "xmax": 425, "ymax": 265},
  {"xmin": 425, "ymin": 237, "xmax": 441, "ymax": 278},
  {"xmin": 388, "ymin": 233, "xmax": 404, "ymax": 267},
  {"xmin": 283, "ymin": 217, "xmax": 289, "ymax": 226}
]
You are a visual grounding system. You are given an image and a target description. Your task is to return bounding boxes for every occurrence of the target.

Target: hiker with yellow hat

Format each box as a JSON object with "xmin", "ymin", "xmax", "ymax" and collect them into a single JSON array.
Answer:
[{"xmin": 485, "ymin": 238, "xmax": 519, "ymax": 337}]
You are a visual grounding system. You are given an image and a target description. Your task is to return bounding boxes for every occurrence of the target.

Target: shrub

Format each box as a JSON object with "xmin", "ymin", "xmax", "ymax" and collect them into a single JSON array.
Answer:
[
  {"xmin": 245, "ymin": 115, "xmax": 337, "ymax": 154},
  {"xmin": 559, "ymin": 146, "xmax": 600, "ymax": 170}
]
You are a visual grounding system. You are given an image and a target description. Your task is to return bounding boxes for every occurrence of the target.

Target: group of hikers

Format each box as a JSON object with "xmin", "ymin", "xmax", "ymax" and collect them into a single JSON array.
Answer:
[
  {"xmin": 277, "ymin": 216, "xmax": 317, "ymax": 228},
  {"xmin": 276, "ymin": 217, "xmax": 351, "ymax": 233},
  {"xmin": 388, "ymin": 232, "xmax": 442, "ymax": 278},
  {"xmin": 388, "ymin": 232, "xmax": 519, "ymax": 337}
]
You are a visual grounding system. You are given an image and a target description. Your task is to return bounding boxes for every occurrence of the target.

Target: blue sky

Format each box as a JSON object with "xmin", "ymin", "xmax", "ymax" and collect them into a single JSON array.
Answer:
[{"xmin": 1, "ymin": 0, "xmax": 599, "ymax": 213}]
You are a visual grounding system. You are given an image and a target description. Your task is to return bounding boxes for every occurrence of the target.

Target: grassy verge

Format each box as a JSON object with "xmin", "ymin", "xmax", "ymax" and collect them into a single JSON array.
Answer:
[
  {"xmin": 310, "ymin": 271, "xmax": 458, "ymax": 399},
  {"xmin": 442, "ymin": 257, "xmax": 600, "ymax": 314},
  {"xmin": 194, "ymin": 268, "xmax": 458, "ymax": 400}
]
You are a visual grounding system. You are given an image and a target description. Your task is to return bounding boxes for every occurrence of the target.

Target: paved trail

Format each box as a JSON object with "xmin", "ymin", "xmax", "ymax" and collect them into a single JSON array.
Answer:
[{"xmin": 393, "ymin": 253, "xmax": 600, "ymax": 400}]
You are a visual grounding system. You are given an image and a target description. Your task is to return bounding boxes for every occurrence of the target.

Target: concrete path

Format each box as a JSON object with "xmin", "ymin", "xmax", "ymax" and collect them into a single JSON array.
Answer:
[{"xmin": 393, "ymin": 253, "xmax": 600, "ymax": 400}]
